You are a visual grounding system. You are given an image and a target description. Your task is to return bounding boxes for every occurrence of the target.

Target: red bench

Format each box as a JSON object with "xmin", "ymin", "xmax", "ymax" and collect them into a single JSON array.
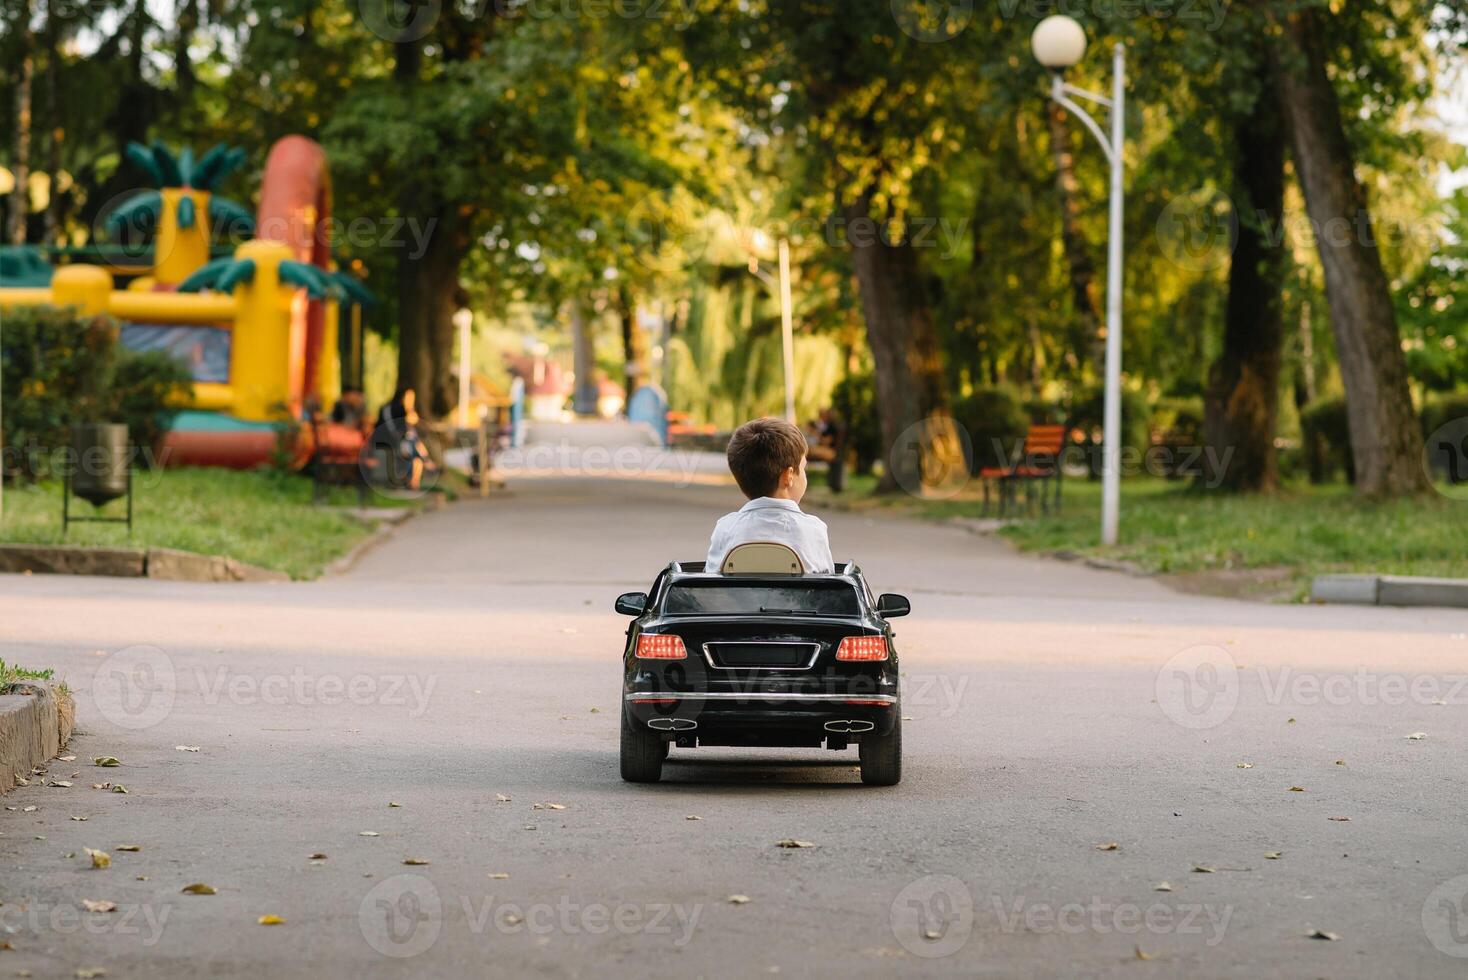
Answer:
[
  {"xmin": 309, "ymin": 419, "xmax": 374, "ymax": 504},
  {"xmin": 979, "ymin": 424, "xmax": 1068, "ymax": 517}
]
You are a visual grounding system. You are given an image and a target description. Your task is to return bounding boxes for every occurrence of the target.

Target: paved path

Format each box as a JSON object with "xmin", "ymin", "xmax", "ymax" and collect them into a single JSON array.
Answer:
[{"xmin": 1, "ymin": 468, "xmax": 1466, "ymax": 978}]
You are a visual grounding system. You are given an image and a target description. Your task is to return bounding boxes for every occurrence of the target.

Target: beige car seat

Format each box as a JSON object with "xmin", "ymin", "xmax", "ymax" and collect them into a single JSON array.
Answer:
[{"xmin": 719, "ymin": 542, "xmax": 804, "ymax": 575}]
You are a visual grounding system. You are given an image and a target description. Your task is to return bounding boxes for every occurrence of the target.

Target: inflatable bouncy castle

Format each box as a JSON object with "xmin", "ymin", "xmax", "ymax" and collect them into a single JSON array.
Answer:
[{"xmin": 0, "ymin": 136, "xmax": 371, "ymax": 468}]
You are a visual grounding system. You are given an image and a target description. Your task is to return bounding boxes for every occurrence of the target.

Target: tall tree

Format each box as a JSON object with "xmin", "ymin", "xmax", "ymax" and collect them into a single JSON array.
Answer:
[
  {"xmin": 7, "ymin": 0, "xmax": 33, "ymax": 243},
  {"xmin": 1046, "ymin": 103, "xmax": 1104, "ymax": 374},
  {"xmin": 1204, "ymin": 59, "xmax": 1286, "ymax": 492},
  {"xmin": 1268, "ymin": 4, "xmax": 1428, "ymax": 495}
]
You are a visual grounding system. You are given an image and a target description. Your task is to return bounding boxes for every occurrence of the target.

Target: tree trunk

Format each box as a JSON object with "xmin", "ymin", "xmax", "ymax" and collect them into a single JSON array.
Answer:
[
  {"xmin": 396, "ymin": 203, "xmax": 469, "ymax": 420},
  {"xmin": 1204, "ymin": 70, "xmax": 1286, "ymax": 492},
  {"xmin": 1046, "ymin": 102, "xmax": 1105, "ymax": 375},
  {"xmin": 43, "ymin": 0, "xmax": 62, "ymax": 246},
  {"xmin": 1269, "ymin": 7, "xmax": 1428, "ymax": 495},
  {"xmin": 841, "ymin": 189, "xmax": 952, "ymax": 494},
  {"xmin": 8, "ymin": 0, "xmax": 34, "ymax": 244},
  {"xmin": 570, "ymin": 301, "xmax": 597, "ymax": 415},
  {"xmin": 617, "ymin": 284, "xmax": 646, "ymax": 399}
]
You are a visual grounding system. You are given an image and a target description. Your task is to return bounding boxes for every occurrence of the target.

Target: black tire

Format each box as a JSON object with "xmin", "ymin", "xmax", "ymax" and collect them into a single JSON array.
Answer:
[
  {"xmin": 859, "ymin": 716, "xmax": 902, "ymax": 786},
  {"xmin": 620, "ymin": 708, "xmax": 664, "ymax": 783}
]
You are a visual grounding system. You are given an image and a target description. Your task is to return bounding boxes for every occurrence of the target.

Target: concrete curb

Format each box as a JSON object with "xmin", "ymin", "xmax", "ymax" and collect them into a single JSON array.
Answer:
[
  {"xmin": 323, "ymin": 502, "xmax": 435, "ymax": 578},
  {"xmin": 0, "ymin": 543, "xmax": 288, "ymax": 583},
  {"xmin": 0, "ymin": 683, "xmax": 76, "ymax": 794},
  {"xmin": 1311, "ymin": 574, "xmax": 1468, "ymax": 609}
]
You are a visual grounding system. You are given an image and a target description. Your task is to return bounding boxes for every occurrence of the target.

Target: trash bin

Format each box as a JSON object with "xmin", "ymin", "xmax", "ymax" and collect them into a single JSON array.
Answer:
[{"xmin": 70, "ymin": 423, "xmax": 131, "ymax": 506}]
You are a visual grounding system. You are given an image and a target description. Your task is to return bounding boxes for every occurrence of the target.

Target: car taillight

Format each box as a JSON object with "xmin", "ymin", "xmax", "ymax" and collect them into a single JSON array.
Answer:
[
  {"xmin": 836, "ymin": 635, "xmax": 888, "ymax": 661},
  {"xmin": 636, "ymin": 634, "xmax": 687, "ymax": 660}
]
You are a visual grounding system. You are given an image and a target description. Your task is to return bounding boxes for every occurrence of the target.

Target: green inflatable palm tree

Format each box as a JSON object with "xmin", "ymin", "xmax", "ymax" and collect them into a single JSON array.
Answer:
[{"xmin": 105, "ymin": 141, "xmax": 257, "ymax": 239}]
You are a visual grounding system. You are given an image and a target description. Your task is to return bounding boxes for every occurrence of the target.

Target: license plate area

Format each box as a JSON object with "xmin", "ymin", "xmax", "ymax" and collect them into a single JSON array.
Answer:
[{"xmin": 703, "ymin": 642, "xmax": 820, "ymax": 670}]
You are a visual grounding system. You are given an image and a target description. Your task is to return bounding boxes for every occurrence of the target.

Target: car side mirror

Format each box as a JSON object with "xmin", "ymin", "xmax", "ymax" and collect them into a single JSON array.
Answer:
[
  {"xmin": 876, "ymin": 593, "xmax": 910, "ymax": 618},
  {"xmin": 615, "ymin": 592, "xmax": 648, "ymax": 616}
]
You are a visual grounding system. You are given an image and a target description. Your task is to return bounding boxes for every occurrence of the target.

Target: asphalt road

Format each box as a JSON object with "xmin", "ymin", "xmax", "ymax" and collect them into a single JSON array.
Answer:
[{"xmin": 2, "ymin": 449, "xmax": 1467, "ymax": 978}]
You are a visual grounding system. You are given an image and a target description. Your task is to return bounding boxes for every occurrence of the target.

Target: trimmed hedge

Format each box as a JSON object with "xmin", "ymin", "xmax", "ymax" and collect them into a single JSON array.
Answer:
[{"xmin": 1, "ymin": 305, "xmax": 191, "ymax": 481}]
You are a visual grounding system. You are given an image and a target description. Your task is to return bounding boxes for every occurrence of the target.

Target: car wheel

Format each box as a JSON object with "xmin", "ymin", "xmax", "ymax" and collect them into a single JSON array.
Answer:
[
  {"xmin": 620, "ymin": 707, "xmax": 664, "ymax": 783},
  {"xmin": 859, "ymin": 716, "xmax": 901, "ymax": 786}
]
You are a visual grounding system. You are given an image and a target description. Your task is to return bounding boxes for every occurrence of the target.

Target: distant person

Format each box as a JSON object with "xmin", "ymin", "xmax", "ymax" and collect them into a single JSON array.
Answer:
[
  {"xmin": 508, "ymin": 370, "xmax": 527, "ymax": 448},
  {"xmin": 375, "ymin": 388, "xmax": 436, "ymax": 490},
  {"xmin": 331, "ymin": 387, "xmax": 369, "ymax": 432},
  {"xmin": 814, "ymin": 407, "xmax": 848, "ymax": 494},
  {"xmin": 706, "ymin": 417, "xmax": 834, "ymax": 574}
]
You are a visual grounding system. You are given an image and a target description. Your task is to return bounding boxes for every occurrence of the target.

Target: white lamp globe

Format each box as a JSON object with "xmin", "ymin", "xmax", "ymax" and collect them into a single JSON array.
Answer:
[{"xmin": 1031, "ymin": 15, "xmax": 1087, "ymax": 71}]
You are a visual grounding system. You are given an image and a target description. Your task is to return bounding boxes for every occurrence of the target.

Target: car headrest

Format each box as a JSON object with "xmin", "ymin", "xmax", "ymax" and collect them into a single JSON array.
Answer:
[{"xmin": 719, "ymin": 542, "xmax": 803, "ymax": 575}]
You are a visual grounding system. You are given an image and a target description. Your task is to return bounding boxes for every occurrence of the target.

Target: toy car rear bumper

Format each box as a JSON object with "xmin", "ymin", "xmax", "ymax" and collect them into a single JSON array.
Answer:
[{"xmin": 622, "ymin": 691, "xmax": 899, "ymax": 741}]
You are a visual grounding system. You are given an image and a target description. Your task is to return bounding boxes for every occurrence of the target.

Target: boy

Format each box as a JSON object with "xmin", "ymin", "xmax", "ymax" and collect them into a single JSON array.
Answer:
[{"xmin": 706, "ymin": 417, "xmax": 835, "ymax": 574}]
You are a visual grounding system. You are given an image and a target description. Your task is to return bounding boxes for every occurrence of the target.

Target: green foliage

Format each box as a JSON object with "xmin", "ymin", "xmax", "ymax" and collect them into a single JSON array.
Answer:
[
  {"xmin": 1421, "ymin": 391, "xmax": 1468, "ymax": 440},
  {"xmin": 0, "ymin": 660, "xmax": 56, "ymax": 692},
  {"xmin": 0, "ymin": 306, "xmax": 188, "ymax": 480},
  {"xmin": 1300, "ymin": 397, "xmax": 1354, "ymax": 485},
  {"xmin": 1151, "ymin": 397, "xmax": 1206, "ymax": 445},
  {"xmin": 951, "ymin": 387, "xmax": 1029, "ymax": 472},
  {"xmin": 830, "ymin": 373, "xmax": 882, "ymax": 477},
  {"xmin": 1067, "ymin": 386, "xmax": 1152, "ymax": 463}
]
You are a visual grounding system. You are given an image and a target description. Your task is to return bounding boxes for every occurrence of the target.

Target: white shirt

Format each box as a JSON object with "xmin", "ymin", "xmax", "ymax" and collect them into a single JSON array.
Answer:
[{"xmin": 705, "ymin": 497, "xmax": 835, "ymax": 574}]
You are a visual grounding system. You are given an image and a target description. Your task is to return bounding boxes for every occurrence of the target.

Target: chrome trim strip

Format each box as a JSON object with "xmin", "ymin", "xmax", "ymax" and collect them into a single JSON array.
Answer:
[
  {"xmin": 625, "ymin": 692, "xmax": 897, "ymax": 704},
  {"xmin": 701, "ymin": 640, "xmax": 822, "ymax": 672}
]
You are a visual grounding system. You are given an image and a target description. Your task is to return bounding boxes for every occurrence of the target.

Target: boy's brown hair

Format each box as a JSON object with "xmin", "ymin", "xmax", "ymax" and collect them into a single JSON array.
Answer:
[{"xmin": 726, "ymin": 417, "xmax": 806, "ymax": 499}]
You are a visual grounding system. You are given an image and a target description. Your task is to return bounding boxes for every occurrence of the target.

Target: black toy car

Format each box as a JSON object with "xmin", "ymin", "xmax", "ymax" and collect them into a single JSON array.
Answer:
[{"xmin": 615, "ymin": 549, "xmax": 909, "ymax": 785}]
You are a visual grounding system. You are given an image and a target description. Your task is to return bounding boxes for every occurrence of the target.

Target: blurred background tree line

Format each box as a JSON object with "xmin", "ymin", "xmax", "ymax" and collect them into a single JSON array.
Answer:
[{"xmin": 1, "ymin": 0, "xmax": 1465, "ymax": 496}]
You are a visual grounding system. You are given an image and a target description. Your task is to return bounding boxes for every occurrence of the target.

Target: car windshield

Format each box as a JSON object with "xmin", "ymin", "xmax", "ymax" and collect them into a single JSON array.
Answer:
[{"xmin": 664, "ymin": 580, "xmax": 861, "ymax": 617}]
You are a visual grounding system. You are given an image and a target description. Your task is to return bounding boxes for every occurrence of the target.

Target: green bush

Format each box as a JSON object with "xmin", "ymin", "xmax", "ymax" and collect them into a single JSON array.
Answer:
[
  {"xmin": 1151, "ymin": 397, "xmax": 1205, "ymax": 446},
  {"xmin": 1, "ymin": 305, "xmax": 190, "ymax": 480},
  {"xmin": 952, "ymin": 387, "xmax": 1029, "ymax": 472},
  {"xmin": 1067, "ymin": 385, "xmax": 1151, "ymax": 477},
  {"xmin": 830, "ymin": 372, "xmax": 882, "ymax": 476},
  {"xmin": 1300, "ymin": 397, "xmax": 1354, "ymax": 484},
  {"xmin": 1421, "ymin": 391, "xmax": 1468, "ymax": 439}
]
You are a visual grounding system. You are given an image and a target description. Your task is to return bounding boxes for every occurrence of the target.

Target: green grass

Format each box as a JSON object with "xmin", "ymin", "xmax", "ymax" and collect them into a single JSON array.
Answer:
[
  {"xmin": 809, "ymin": 474, "xmax": 1467, "ymax": 595},
  {"xmin": 0, "ymin": 659, "xmax": 56, "ymax": 692},
  {"xmin": 0, "ymin": 467, "xmax": 431, "ymax": 580}
]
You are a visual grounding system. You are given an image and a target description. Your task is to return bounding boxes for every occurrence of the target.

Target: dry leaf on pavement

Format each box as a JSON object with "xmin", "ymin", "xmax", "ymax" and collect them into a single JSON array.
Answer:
[
  {"xmin": 82, "ymin": 900, "xmax": 116, "ymax": 913},
  {"xmin": 93, "ymin": 757, "xmax": 121, "ymax": 768},
  {"xmin": 728, "ymin": 895, "xmax": 751, "ymax": 904},
  {"xmin": 258, "ymin": 915, "xmax": 285, "ymax": 926},
  {"xmin": 1095, "ymin": 842, "xmax": 1119, "ymax": 851},
  {"xmin": 117, "ymin": 845, "xmax": 141, "ymax": 852},
  {"xmin": 403, "ymin": 858, "xmax": 430, "ymax": 866},
  {"xmin": 181, "ymin": 883, "xmax": 217, "ymax": 895},
  {"xmin": 1306, "ymin": 929, "xmax": 1339, "ymax": 941},
  {"xmin": 1154, "ymin": 882, "xmax": 1173, "ymax": 892},
  {"xmin": 85, "ymin": 848, "xmax": 110, "ymax": 869},
  {"xmin": 776, "ymin": 839, "xmax": 815, "ymax": 848},
  {"xmin": 1265, "ymin": 852, "xmax": 1283, "ymax": 860}
]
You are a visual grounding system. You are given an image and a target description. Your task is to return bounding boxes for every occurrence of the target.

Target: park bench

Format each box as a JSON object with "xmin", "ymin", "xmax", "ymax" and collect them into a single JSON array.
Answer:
[
  {"xmin": 309, "ymin": 418, "xmax": 374, "ymax": 504},
  {"xmin": 979, "ymin": 423, "xmax": 1069, "ymax": 517}
]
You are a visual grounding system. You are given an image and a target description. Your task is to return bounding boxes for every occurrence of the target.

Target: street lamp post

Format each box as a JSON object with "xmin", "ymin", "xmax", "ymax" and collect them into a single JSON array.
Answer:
[
  {"xmin": 744, "ymin": 234, "xmax": 797, "ymax": 423},
  {"xmin": 1032, "ymin": 15, "xmax": 1126, "ymax": 546}
]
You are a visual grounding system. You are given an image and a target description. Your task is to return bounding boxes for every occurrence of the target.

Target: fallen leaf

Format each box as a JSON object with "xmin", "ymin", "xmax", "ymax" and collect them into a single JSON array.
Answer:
[
  {"xmin": 727, "ymin": 895, "xmax": 751, "ymax": 905},
  {"xmin": 75, "ymin": 969, "xmax": 106, "ymax": 979},
  {"xmin": 589, "ymin": 707, "xmax": 600, "ymax": 713},
  {"xmin": 532, "ymin": 803, "xmax": 567, "ymax": 811},
  {"xmin": 308, "ymin": 853, "xmax": 327, "ymax": 860},
  {"xmin": 487, "ymin": 872, "xmax": 509, "ymax": 879},
  {"xmin": 403, "ymin": 858, "xmax": 430, "ymax": 866},
  {"xmin": 1095, "ymin": 842, "xmax": 1119, "ymax": 851},
  {"xmin": 50, "ymin": 780, "xmax": 73, "ymax": 788},
  {"xmin": 1406, "ymin": 732, "xmax": 1427, "ymax": 740},
  {"xmin": 1265, "ymin": 851, "xmax": 1283, "ymax": 860},
  {"xmin": 136, "ymin": 876, "xmax": 148, "ymax": 881},
  {"xmin": 70, "ymin": 815, "xmax": 87, "ymax": 822},
  {"xmin": 523, "ymin": 824, "xmax": 536, "ymax": 831},
  {"xmin": 503, "ymin": 914, "xmax": 524, "ymax": 926},
  {"xmin": 258, "ymin": 915, "xmax": 285, "ymax": 926},
  {"xmin": 181, "ymin": 883, "xmax": 217, "ymax": 895},
  {"xmin": 388, "ymin": 802, "xmax": 401, "ymax": 808},
  {"xmin": 1328, "ymin": 816, "xmax": 1351, "ymax": 822},
  {"xmin": 1192, "ymin": 865, "xmax": 1216, "ymax": 874},
  {"xmin": 1306, "ymin": 929, "xmax": 1339, "ymax": 941},
  {"xmin": 495, "ymin": 794, "xmax": 512, "ymax": 803},
  {"xmin": 85, "ymin": 848, "xmax": 110, "ymax": 869},
  {"xmin": 776, "ymin": 839, "xmax": 816, "ymax": 849},
  {"xmin": 1287, "ymin": 717, "xmax": 1296, "ymax": 724},
  {"xmin": 175, "ymin": 746, "xmax": 200, "ymax": 752},
  {"xmin": 359, "ymin": 831, "xmax": 379, "ymax": 837},
  {"xmin": 59, "ymin": 755, "xmax": 76, "ymax": 762},
  {"xmin": 1154, "ymin": 882, "xmax": 1173, "ymax": 892},
  {"xmin": 93, "ymin": 757, "xmax": 121, "ymax": 768},
  {"xmin": 111, "ymin": 785, "xmax": 128, "ymax": 794},
  {"xmin": 685, "ymin": 815, "xmax": 702, "ymax": 821},
  {"xmin": 22, "ymin": 805, "xmax": 37, "ymax": 812},
  {"xmin": 1134, "ymin": 945, "xmax": 1152, "ymax": 961},
  {"xmin": 117, "ymin": 845, "xmax": 141, "ymax": 852},
  {"xmin": 81, "ymin": 900, "xmax": 116, "ymax": 913},
  {"xmin": 1288, "ymin": 786, "xmax": 1306, "ymax": 792},
  {"xmin": 1236, "ymin": 762, "xmax": 1254, "ymax": 769}
]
